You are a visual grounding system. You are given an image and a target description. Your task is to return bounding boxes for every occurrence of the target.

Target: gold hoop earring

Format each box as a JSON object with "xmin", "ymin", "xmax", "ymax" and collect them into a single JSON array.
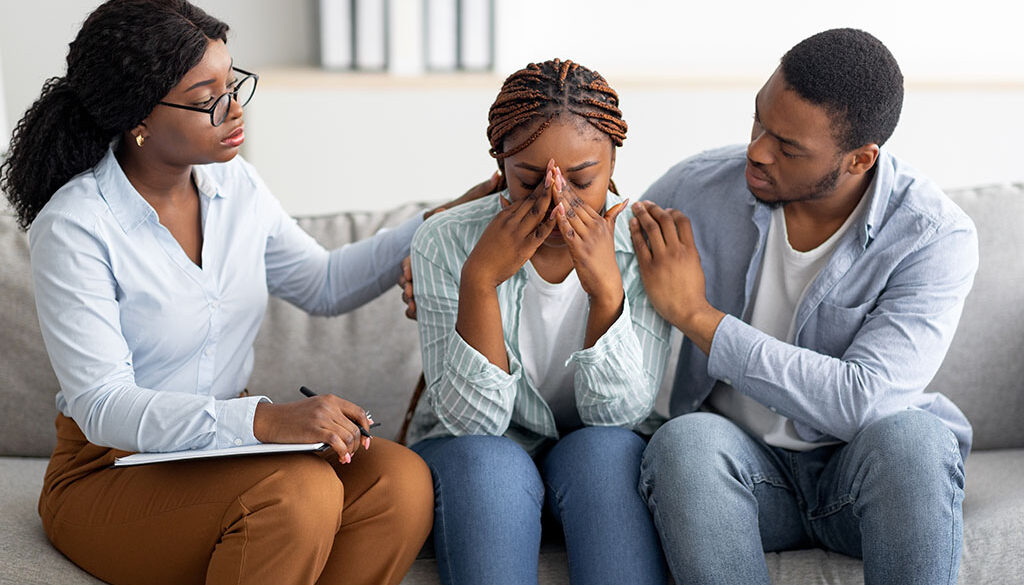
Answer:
[{"xmin": 136, "ymin": 134, "xmax": 145, "ymax": 147}]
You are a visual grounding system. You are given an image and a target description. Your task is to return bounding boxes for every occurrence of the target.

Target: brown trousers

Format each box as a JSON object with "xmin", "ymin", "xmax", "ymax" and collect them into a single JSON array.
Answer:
[{"xmin": 39, "ymin": 415, "xmax": 433, "ymax": 585}]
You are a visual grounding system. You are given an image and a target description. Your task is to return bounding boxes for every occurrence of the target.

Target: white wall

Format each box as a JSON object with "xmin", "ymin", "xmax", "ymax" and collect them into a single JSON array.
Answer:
[{"xmin": 2, "ymin": 0, "xmax": 1022, "ymax": 215}]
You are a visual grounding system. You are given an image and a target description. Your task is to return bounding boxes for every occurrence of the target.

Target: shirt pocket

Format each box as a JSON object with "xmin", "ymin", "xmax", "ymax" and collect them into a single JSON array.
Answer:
[{"xmin": 810, "ymin": 298, "xmax": 877, "ymax": 358}]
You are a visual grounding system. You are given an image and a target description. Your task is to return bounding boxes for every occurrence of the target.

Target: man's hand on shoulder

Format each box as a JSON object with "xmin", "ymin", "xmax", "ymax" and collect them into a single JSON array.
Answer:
[{"xmin": 629, "ymin": 200, "xmax": 725, "ymax": 355}]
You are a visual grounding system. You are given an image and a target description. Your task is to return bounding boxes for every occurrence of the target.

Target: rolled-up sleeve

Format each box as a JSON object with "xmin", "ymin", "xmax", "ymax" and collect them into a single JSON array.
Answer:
[{"xmin": 412, "ymin": 232, "xmax": 521, "ymax": 436}]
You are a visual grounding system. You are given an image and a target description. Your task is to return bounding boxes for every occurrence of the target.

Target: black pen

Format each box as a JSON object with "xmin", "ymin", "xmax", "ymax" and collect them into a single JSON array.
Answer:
[{"xmin": 299, "ymin": 386, "xmax": 380, "ymax": 438}]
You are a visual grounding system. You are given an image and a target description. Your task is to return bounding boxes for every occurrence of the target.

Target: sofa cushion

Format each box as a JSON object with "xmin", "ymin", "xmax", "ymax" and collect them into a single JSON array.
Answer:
[
  {"xmin": 931, "ymin": 183, "xmax": 1024, "ymax": 450},
  {"xmin": 249, "ymin": 203, "xmax": 431, "ymax": 438},
  {"xmin": 0, "ymin": 211, "xmax": 62, "ymax": 457}
]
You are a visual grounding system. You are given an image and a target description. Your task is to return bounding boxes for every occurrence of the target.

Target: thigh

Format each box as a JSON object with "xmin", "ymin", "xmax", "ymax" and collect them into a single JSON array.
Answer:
[
  {"xmin": 642, "ymin": 412, "xmax": 811, "ymax": 553},
  {"xmin": 805, "ymin": 410, "xmax": 965, "ymax": 564},
  {"xmin": 411, "ymin": 435, "xmax": 544, "ymax": 585},
  {"xmin": 541, "ymin": 426, "xmax": 647, "ymax": 515},
  {"xmin": 541, "ymin": 427, "xmax": 667, "ymax": 584},
  {"xmin": 44, "ymin": 451, "xmax": 341, "ymax": 585}
]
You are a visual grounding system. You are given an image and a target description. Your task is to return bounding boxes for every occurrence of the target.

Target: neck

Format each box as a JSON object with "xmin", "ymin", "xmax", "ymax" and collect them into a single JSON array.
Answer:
[
  {"xmin": 529, "ymin": 245, "xmax": 575, "ymax": 283},
  {"xmin": 115, "ymin": 140, "xmax": 195, "ymax": 206},
  {"xmin": 783, "ymin": 167, "xmax": 873, "ymax": 252}
]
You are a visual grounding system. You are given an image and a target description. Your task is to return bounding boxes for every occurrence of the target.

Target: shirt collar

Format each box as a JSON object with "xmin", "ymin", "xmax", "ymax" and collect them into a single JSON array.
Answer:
[
  {"xmin": 94, "ymin": 147, "xmax": 227, "ymax": 233},
  {"xmin": 862, "ymin": 148, "xmax": 894, "ymax": 244}
]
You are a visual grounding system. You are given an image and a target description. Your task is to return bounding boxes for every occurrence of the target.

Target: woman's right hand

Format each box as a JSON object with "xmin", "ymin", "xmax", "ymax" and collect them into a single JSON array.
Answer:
[
  {"xmin": 461, "ymin": 176, "xmax": 556, "ymax": 289},
  {"xmin": 252, "ymin": 396, "xmax": 372, "ymax": 463}
]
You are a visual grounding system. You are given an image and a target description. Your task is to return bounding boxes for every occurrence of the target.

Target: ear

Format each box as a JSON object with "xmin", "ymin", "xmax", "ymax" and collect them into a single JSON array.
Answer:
[
  {"xmin": 130, "ymin": 121, "xmax": 148, "ymax": 142},
  {"xmin": 608, "ymin": 146, "xmax": 617, "ymax": 182},
  {"xmin": 845, "ymin": 144, "xmax": 879, "ymax": 176}
]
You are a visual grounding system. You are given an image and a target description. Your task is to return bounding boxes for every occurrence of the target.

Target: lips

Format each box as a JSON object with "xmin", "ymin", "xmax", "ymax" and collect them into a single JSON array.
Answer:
[
  {"xmin": 221, "ymin": 126, "xmax": 245, "ymax": 147},
  {"xmin": 745, "ymin": 161, "xmax": 772, "ymax": 190}
]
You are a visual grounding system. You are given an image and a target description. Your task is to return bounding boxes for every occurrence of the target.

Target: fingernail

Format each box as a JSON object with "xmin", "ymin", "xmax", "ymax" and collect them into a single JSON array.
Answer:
[
  {"xmin": 545, "ymin": 171, "xmax": 553, "ymax": 188},
  {"xmin": 556, "ymin": 202, "xmax": 565, "ymax": 216},
  {"xmin": 363, "ymin": 437, "xmax": 371, "ymax": 450},
  {"xmin": 342, "ymin": 452, "xmax": 352, "ymax": 464}
]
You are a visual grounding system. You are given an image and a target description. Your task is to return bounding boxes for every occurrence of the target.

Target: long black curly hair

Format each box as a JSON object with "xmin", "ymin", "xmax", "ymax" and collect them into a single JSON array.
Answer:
[{"xmin": 0, "ymin": 0, "xmax": 229, "ymax": 230}]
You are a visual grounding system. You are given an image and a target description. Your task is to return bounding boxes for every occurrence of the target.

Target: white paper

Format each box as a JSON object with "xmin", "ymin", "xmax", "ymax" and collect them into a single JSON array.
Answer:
[{"xmin": 113, "ymin": 442, "xmax": 329, "ymax": 467}]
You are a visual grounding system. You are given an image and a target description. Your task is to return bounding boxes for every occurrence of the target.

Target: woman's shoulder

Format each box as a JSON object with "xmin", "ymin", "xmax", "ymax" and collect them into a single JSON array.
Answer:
[
  {"xmin": 33, "ymin": 167, "xmax": 111, "ymax": 236},
  {"xmin": 412, "ymin": 194, "xmax": 500, "ymax": 255}
]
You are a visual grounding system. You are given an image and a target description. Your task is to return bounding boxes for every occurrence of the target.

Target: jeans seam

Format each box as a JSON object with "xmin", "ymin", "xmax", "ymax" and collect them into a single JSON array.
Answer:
[
  {"xmin": 434, "ymin": 475, "xmax": 459, "ymax": 585},
  {"xmin": 945, "ymin": 437, "xmax": 963, "ymax": 585}
]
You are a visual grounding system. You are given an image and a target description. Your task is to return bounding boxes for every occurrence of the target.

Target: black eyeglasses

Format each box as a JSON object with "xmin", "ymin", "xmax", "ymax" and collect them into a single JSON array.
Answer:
[{"xmin": 157, "ymin": 67, "xmax": 258, "ymax": 127}]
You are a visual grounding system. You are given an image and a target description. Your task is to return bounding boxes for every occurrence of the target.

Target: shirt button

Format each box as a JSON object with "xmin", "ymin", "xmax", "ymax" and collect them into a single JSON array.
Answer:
[
  {"xmin": 723, "ymin": 378, "xmax": 733, "ymax": 385},
  {"xmin": 769, "ymin": 406, "xmax": 777, "ymax": 413},
  {"xmin": 233, "ymin": 438, "xmax": 243, "ymax": 446},
  {"xmin": 204, "ymin": 348, "xmax": 213, "ymax": 357},
  {"xmin": 211, "ymin": 302, "xmax": 220, "ymax": 310}
]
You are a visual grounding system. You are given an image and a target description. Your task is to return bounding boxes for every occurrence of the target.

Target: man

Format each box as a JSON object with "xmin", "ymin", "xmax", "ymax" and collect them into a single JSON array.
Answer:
[{"xmin": 629, "ymin": 29, "xmax": 976, "ymax": 584}]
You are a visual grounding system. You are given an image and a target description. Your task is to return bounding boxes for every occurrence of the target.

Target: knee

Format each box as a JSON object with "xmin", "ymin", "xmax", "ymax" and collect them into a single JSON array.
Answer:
[
  {"xmin": 364, "ymin": 440, "xmax": 435, "ymax": 536},
  {"xmin": 856, "ymin": 410, "xmax": 963, "ymax": 485},
  {"xmin": 248, "ymin": 456, "xmax": 344, "ymax": 539},
  {"xmin": 644, "ymin": 413, "xmax": 743, "ymax": 474},
  {"xmin": 641, "ymin": 413, "xmax": 748, "ymax": 498},
  {"xmin": 428, "ymin": 435, "xmax": 543, "ymax": 506},
  {"xmin": 549, "ymin": 426, "xmax": 645, "ymax": 479}
]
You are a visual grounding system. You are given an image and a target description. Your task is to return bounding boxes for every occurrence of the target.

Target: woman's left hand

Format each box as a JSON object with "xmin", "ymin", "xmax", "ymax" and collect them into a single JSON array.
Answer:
[{"xmin": 551, "ymin": 167, "xmax": 628, "ymax": 311}]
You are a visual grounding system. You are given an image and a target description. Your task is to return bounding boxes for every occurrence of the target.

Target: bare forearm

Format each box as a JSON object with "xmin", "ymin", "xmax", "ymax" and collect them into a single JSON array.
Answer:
[
  {"xmin": 456, "ymin": 276, "xmax": 509, "ymax": 372},
  {"xmin": 584, "ymin": 292, "xmax": 624, "ymax": 348}
]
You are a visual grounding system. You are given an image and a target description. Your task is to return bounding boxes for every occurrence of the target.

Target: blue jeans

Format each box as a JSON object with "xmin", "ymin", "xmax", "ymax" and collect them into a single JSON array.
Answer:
[
  {"xmin": 639, "ymin": 410, "xmax": 965, "ymax": 585},
  {"xmin": 412, "ymin": 426, "xmax": 667, "ymax": 585}
]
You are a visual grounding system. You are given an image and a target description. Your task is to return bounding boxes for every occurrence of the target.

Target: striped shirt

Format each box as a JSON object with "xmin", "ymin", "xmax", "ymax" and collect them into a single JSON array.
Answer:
[{"xmin": 406, "ymin": 191, "xmax": 671, "ymax": 454}]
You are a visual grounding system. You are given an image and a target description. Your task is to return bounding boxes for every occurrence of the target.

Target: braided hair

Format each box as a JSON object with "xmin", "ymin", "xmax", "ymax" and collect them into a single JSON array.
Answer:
[
  {"xmin": 1, "ymin": 0, "xmax": 229, "ymax": 230},
  {"xmin": 487, "ymin": 59, "xmax": 627, "ymax": 194}
]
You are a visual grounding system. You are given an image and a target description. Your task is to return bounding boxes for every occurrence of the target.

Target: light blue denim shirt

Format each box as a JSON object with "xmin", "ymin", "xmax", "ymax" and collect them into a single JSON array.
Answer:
[
  {"xmin": 642, "ymin": 145, "xmax": 978, "ymax": 459},
  {"xmin": 407, "ymin": 192, "xmax": 671, "ymax": 454},
  {"xmin": 29, "ymin": 148, "xmax": 422, "ymax": 453}
]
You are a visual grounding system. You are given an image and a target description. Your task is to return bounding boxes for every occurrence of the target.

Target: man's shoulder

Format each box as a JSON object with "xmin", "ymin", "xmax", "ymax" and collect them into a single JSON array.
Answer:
[{"xmin": 881, "ymin": 153, "xmax": 976, "ymax": 235}]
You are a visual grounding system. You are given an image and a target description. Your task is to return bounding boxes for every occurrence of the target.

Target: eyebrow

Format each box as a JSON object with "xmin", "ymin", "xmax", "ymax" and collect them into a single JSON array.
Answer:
[
  {"xmin": 513, "ymin": 160, "xmax": 600, "ymax": 173},
  {"xmin": 185, "ymin": 78, "xmax": 216, "ymax": 92},
  {"xmin": 753, "ymin": 97, "xmax": 808, "ymax": 151},
  {"xmin": 184, "ymin": 61, "xmax": 235, "ymax": 93}
]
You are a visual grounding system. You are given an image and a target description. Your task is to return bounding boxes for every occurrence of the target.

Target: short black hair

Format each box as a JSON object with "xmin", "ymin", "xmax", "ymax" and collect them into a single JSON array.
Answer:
[{"xmin": 780, "ymin": 28, "xmax": 903, "ymax": 151}]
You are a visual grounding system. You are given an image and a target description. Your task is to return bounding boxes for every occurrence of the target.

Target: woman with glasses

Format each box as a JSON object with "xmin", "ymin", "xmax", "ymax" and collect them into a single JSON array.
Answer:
[{"xmin": 0, "ymin": 1, "xmax": 462, "ymax": 583}]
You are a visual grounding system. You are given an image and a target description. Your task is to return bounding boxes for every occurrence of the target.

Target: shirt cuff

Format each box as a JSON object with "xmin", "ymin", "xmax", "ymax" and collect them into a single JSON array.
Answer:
[
  {"xmin": 214, "ymin": 395, "xmax": 271, "ymax": 448},
  {"xmin": 706, "ymin": 314, "xmax": 757, "ymax": 387},
  {"xmin": 444, "ymin": 328, "xmax": 520, "ymax": 388}
]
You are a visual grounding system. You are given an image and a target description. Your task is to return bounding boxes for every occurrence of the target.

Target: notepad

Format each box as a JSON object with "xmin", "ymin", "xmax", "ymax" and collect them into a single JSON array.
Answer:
[{"xmin": 112, "ymin": 442, "xmax": 330, "ymax": 467}]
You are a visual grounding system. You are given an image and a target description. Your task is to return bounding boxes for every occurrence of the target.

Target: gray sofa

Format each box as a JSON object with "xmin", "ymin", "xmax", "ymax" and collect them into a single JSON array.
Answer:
[{"xmin": 2, "ymin": 184, "xmax": 1023, "ymax": 585}]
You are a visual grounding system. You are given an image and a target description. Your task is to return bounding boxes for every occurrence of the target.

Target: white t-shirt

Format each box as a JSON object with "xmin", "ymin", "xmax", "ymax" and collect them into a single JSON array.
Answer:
[
  {"xmin": 518, "ymin": 261, "xmax": 589, "ymax": 431},
  {"xmin": 708, "ymin": 194, "xmax": 868, "ymax": 450}
]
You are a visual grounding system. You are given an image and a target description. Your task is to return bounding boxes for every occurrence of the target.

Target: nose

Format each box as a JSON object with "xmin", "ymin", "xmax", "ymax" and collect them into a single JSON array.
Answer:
[{"xmin": 747, "ymin": 127, "xmax": 773, "ymax": 167}]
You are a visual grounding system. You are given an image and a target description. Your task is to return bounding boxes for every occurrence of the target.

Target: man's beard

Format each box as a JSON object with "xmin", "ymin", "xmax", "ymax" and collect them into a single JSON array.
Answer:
[{"xmin": 751, "ymin": 164, "xmax": 842, "ymax": 209}]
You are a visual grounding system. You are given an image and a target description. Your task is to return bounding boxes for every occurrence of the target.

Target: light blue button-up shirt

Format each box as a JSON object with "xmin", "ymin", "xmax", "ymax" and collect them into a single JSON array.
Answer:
[
  {"xmin": 642, "ymin": 145, "xmax": 978, "ymax": 459},
  {"xmin": 406, "ymin": 192, "xmax": 671, "ymax": 454},
  {"xmin": 29, "ymin": 148, "xmax": 422, "ymax": 453}
]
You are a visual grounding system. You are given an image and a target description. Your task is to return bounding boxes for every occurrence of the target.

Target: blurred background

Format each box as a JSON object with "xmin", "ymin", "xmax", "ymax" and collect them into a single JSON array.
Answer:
[{"xmin": 2, "ymin": 0, "xmax": 1022, "ymax": 215}]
